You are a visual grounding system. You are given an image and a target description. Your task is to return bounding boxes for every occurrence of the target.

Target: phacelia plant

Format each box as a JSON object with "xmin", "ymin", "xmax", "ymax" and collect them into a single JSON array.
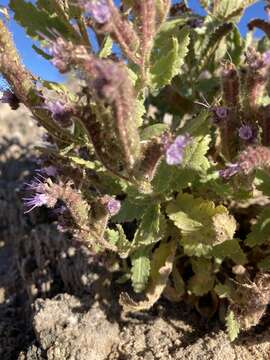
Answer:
[{"xmin": 2, "ymin": 0, "xmax": 270, "ymax": 341}]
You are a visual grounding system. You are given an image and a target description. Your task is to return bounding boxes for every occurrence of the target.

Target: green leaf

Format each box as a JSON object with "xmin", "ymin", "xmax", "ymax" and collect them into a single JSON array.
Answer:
[
  {"xmin": 213, "ymin": 0, "xmax": 258, "ymax": 22},
  {"xmin": 132, "ymin": 204, "xmax": 163, "ymax": 248},
  {"xmin": 105, "ymin": 228, "xmax": 119, "ymax": 246},
  {"xmin": 67, "ymin": 156, "xmax": 98, "ymax": 170},
  {"xmin": 152, "ymin": 161, "xmax": 198, "ymax": 194},
  {"xmin": 166, "ymin": 193, "xmax": 236, "ymax": 257},
  {"xmin": 140, "ymin": 124, "xmax": 168, "ymax": 141},
  {"xmin": 215, "ymin": 283, "xmax": 233, "ymax": 299},
  {"xmin": 188, "ymin": 258, "xmax": 215, "ymax": 296},
  {"xmin": 172, "ymin": 266, "xmax": 185, "ymax": 297},
  {"xmin": 153, "ymin": 18, "xmax": 189, "ymax": 55},
  {"xmin": 116, "ymin": 225, "xmax": 132, "ymax": 258},
  {"xmin": 181, "ymin": 110, "xmax": 210, "ymax": 137},
  {"xmin": 120, "ymin": 239, "xmax": 177, "ymax": 311},
  {"xmin": 245, "ymin": 209, "xmax": 270, "ymax": 248},
  {"xmin": 199, "ymin": 23, "xmax": 234, "ymax": 71},
  {"xmin": 150, "ymin": 28, "xmax": 190, "ymax": 89},
  {"xmin": 226, "ymin": 310, "xmax": 240, "ymax": 341},
  {"xmin": 105, "ymin": 225, "xmax": 132, "ymax": 258},
  {"xmin": 9, "ymin": 0, "xmax": 77, "ymax": 42},
  {"xmin": 258, "ymin": 256, "xmax": 270, "ymax": 271},
  {"xmin": 131, "ymin": 247, "xmax": 151, "ymax": 293},
  {"xmin": 134, "ymin": 97, "xmax": 146, "ymax": 128},
  {"xmin": 182, "ymin": 135, "xmax": 211, "ymax": 172},
  {"xmin": 212, "ymin": 239, "xmax": 247, "ymax": 265},
  {"xmin": 255, "ymin": 170, "xmax": 270, "ymax": 196},
  {"xmin": 99, "ymin": 35, "xmax": 113, "ymax": 58},
  {"xmin": 113, "ymin": 188, "xmax": 152, "ymax": 223}
]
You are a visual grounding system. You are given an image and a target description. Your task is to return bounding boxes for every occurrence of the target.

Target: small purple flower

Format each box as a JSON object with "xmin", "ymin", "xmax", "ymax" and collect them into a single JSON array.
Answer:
[
  {"xmin": 263, "ymin": 51, "xmax": 270, "ymax": 66},
  {"xmin": 238, "ymin": 125, "xmax": 253, "ymax": 141},
  {"xmin": 166, "ymin": 134, "xmax": 190, "ymax": 166},
  {"xmin": 38, "ymin": 166, "xmax": 58, "ymax": 177},
  {"xmin": 23, "ymin": 176, "xmax": 57, "ymax": 213},
  {"xmin": 43, "ymin": 100, "xmax": 73, "ymax": 127},
  {"xmin": 213, "ymin": 106, "xmax": 228, "ymax": 119},
  {"xmin": 82, "ymin": 0, "xmax": 111, "ymax": 24},
  {"xmin": 23, "ymin": 193, "xmax": 49, "ymax": 213},
  {"xmin": 212, "ymin": 106, "xmax": 229, "ymax": 124},
  {"xmin": 219, "ymin": 163, "xmax": 240, "ymax": 179},
  {"xmin": 107, "ymin": 198, "xmax": 121, "ymax": 216}
]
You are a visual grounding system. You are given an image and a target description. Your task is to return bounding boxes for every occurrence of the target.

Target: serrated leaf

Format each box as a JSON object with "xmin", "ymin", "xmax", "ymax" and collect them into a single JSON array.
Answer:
[
  {"xmin": 255, "ymin": 170, "xmax": 270, "ymax": 196},
  {"xmin": 166, "ymin": 193, "xmax": 236, "ymax": 257},
  {"xmin": 153, "ymin": 18, "xmax": 189, "ymax": 55},
  {"xmin": 152, "ymin": 160, "xmax": 198, "ymax": 194},
  {"xmin": 245, "ymin": 209, "xmax": 270, "ymax": 248},
  {"xmin": 199, "ymin": 23, "xmax": 234, "ymax": 71},
  {"xmin": 226, "ymin": 310, "xmax": 240, "ymax": 341},
  {"xmin": 181, "ymin": 110, "xmax": 210, "ymax": 137},
  {"xmin": 99, "ymin": 35, "xmax": 113, "ymax": 58},
  {"xmin": 105, "ymin": 228, "xmax": 119, "ymax": 246},
  {"xmin": 140, "ymin": 124, "xmax": 168, "ymax": 141},
  {"xmin": 212, "ymin": 239, "xmax": 247, "ymax": 265},
  {"xmin": 131, "ymin": 247, "xmax": 151, "ymax": 293},
  {"xmin": 132, "ymin": 204, "xmax": 162, "ymax": 248},
  {"xmin": 213, "ymin": 0, "xmax": 258, "ymax": 22},
  {"xmin": 215, "ymin": 283, "xmax": 233, "ymax": 299},
  {"xmin": 112, "ymin": 189, "xmax": 151, "ymax": 223},
  {"xmin": 67, "ymin": 156, "xmax": 97, "ymax": 170},
  {"xmin": 188, "ymin": 258, "xmax": 215, "ymax": 296},
  {"xmin": 150, "ymin": 28, "xmax": 190, "ymax": 89},
  {"xmin": 9, "ymin": 0, "xmax": 77, "ymax": 42},
  {"xmin": 182, "ymin": 135, "xmax": 211, "ymax": 172},
  {"xmin": 134, "ymin": 97, "xmax": 146, "ymax": 128},
  {"xmin": 120, "ymin": 239, "xmax": 177, "ymax": 311},
  {"xmin": 115, "ymin": 224, "xmax": 132, "ymax": 258}
]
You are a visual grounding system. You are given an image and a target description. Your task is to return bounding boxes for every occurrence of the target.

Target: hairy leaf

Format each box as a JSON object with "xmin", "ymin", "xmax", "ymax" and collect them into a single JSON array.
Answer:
[
  {"xmin": 182, "ymin": 135, "xmax": 211, "ymax": 172},
  {"xmin": 245, "ymin": 209, "xmax": 270, "ymax": 248},
  {"xmin": 132, "ymin": 204, "xmax": 164, "ymax": 249},
  {"xmin": 131, "ymin": 247, "xmax": 151, "ymax": 293},
  {"xmin": 166, "ymin": 193, "xmax": 236, "ymax": 257},
  {"xmin": 120, "ymin": 239, "xmax": 177, "ymax": 310},
  {"xmin": 212, "ymin": 239, "xmax": 247, "ymax": 265},
  {"xmin": 226, "ymin": 310, "xmax": 240, "ymax": 341},
  {"xmin": 150, "ymin": 28, "xmax": 190, "ymax": 89},
  {"xmin": 188, "ymin": 258, "xmax": 215, "ymax": 296},
  {"xmin": 99, "ymin": 35, "xmax": 113, "ymax": 58}
]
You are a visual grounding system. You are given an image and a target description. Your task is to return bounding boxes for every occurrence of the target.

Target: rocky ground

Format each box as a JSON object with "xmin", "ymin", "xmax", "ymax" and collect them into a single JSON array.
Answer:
[{"xmin": 1, "ymin": 103, "xmax": 270, "ymax": 360}]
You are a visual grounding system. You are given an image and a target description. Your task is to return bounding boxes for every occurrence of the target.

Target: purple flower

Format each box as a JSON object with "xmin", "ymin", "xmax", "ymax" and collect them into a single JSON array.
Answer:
[
  {"xmin": 213, "ymin": 106, "xmax": 228, "ymax": 119},
  {"xmin": 106, "ymin": 198, "xmax": 121, "ymax": 216},
  {"xmin": 23, "ymin": 193, "xmax": 49, "ymax": 213},
  {"xmin": 38, "ymin": 166, "xmax": 58, "ymax": 177},
  {"xmin": 43, "ymin": 100, "xmax": 73, "ymax": 127},
  {"xmin": 219, "ymin": 163, "xmax": 240, "ymax": 179},
  {"xmin": 82, "ymin": 0, "xmax": 111, "ymax": 23},
  {"xmin": 166, "ymin": 134, "xmax": 190, "ymax": 166},
  {"xmin": 263, "ymin": 51, "xmax": 270, "ymax": 66},
  {"xmin": 23, "ymin": 177, "xmax": 57, "ymax": 213},
  {"xmin": 238, "ymin": 125, "xmax": 253, "ymax": 141}
]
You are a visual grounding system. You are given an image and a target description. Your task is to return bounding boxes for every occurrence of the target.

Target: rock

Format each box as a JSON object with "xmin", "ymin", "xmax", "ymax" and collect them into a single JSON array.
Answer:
[{"xmin": 31, "ymin": 294, "xmax": 119, "ymax": 360}]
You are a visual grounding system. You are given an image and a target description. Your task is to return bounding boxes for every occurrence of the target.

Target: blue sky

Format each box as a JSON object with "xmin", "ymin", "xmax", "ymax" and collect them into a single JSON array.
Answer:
[{"xmin": 0, "ymin": 0, "xmax": 267, "ymax": 82}]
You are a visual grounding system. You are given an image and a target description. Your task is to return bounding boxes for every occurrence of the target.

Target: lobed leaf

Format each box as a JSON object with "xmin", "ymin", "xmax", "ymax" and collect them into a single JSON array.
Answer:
[
  {"xmin": 120, "ymin": 239, "xmax": 177, "ymax": 310},
  {"xmin": 226, "ymin": 310, "xmax": 240, "ymax": 341},
  {"xmin": 166, "ymin": 193, "xmax": 236, "ymax": 257}
]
